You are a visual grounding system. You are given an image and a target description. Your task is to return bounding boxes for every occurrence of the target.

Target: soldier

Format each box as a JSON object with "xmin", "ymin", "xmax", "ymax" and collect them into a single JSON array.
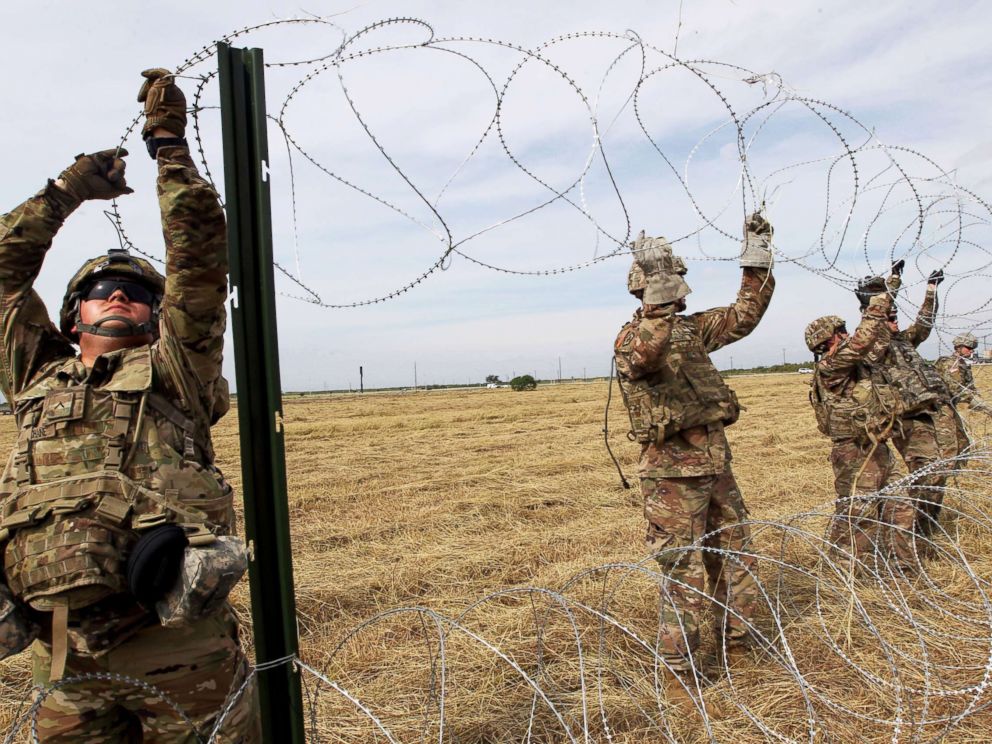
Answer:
[
  {"xmin": 860, "ymin": 271, "xmax": 962, "ymax": 538},
  {"xmin": 614, "ymin": 214, "xmax": 774, "ymax": 712},
  {"xmin": 0, "ymin": 70, "xmax": 259, "ymax": 741},
  {"xmin": 936, "ymin": 333, "xmax": 992, "ymax": 416},
  {"xmin": 805, "ymin": 265, "xmax": 915, "ymax": 570}
]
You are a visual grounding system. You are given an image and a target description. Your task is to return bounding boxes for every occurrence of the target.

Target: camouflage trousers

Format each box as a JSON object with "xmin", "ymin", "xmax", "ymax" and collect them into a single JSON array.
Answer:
[
  {"xmin": 31, "ymin": 609, "xmax": 260, "ymax": 743},
  {"xmin": 828, "ymin": 439, "xmax": 915, "ymax": 568},
  {"xmin": 641, "ymin": 468, "xmax": 757, "ymax": 671},
  {"xmin": 892, "ymin": 412, "xmax": 953, "ymax": 538}
]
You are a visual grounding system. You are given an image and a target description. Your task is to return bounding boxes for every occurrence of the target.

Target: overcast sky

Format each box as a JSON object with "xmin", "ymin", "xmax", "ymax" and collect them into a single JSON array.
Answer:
[{"xmin": 2, "ymin": 1, "xmax": 991, "ymax": 391}]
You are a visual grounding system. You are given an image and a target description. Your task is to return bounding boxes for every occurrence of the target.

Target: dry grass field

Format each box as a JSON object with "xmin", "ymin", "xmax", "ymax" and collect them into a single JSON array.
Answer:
[{"xmin": 3, "ymin": 369, "xmax": 992, "ymax": 742}]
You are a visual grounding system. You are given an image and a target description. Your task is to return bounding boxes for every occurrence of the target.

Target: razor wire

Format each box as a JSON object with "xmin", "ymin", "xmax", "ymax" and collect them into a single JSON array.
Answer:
[
  {"xmin": 5, "ymin": 438, "xmax": 992, "ymax": 741},
  {"xmin": 6, "ymin": 13, "xmax": 992, "ymax": 742},
  {"xmin": 96, "ymin": 16, "xmax": 992, "ymax": 352}
]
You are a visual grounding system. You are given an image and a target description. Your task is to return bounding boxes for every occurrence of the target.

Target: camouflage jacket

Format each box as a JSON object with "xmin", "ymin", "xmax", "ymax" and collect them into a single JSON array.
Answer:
[
  {"xmin": 811, "ymin": 294, "xmax": 892, "ymax": 441},
  {"xmin": 0, "ymin": 146, "xmax": 232, "ymax": 656},
  {"xmin": 614, "ymin": 268, "xmax": 774, "ymax": 477},
  {"xmin": 882, "ymin": 285, "xmax": 949, "ymax": 413},
  {"xmin": 894, "ymin": 285, "xmax": 937, "ymax": 349},
  {"xmin": 936, "ymin": 354, "xmax": 991, "ymax": 413}
]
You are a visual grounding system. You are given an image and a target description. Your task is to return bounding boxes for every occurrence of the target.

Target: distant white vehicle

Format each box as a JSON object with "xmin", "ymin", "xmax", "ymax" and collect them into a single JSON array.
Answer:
[
  {"xmin": 486, "ymin": 383, "xmax": 499, "ymax": 388},
  {"xmin": 798, "ymin": 367, "xmax": 814, "ymax": 374}
]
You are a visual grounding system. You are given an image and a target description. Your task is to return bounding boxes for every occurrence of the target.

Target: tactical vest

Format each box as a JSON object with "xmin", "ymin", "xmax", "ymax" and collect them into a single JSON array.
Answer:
[
  {"xmin": 616, "ymin": 315, "xmax": 739, "ymax": 445},
  {"xmin": 0, "ymin": 347, "xmax": 229, "ymax": 616},
  {"xmin": 810, "ymin": 361, "xmax": 903, "ymax": 443},
  {"xmin": 876, "ymin": 337, "xmax": 948, "ymax": 415}
]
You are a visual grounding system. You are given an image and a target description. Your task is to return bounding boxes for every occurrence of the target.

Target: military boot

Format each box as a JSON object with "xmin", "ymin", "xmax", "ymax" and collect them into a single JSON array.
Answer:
[{"xmin": 661, "ymin": 668, "xmax": 726, "ymax": 719}]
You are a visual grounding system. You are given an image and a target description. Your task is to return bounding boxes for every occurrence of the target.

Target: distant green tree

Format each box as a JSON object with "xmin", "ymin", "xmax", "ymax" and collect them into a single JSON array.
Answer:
[
  {"xmin": 510, "ymin": 374, "xmax": 537, "ymax": 391},
  {"xmin": 485, "ymin": 374, "xmax": 501, "ymax": 384}
]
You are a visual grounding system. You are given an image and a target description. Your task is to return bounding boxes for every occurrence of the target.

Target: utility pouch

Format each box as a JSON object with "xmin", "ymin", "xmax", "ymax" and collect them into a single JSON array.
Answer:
[{"xmin": 156, "ymin": 536, "xmax": 247, "ymax": 628}]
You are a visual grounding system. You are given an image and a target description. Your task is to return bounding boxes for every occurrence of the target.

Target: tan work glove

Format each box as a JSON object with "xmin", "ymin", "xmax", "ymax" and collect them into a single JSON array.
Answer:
[
  {"xmin": 739, "ymin": 212, "xmax": 774, "ymax": 268},
  {"xmin": 57, "ymin": 149, "xmax": 133, "ymax": 201},
  {"xmin": 138, "ymin": 68, "xmax": 187, "ymax": 139}
]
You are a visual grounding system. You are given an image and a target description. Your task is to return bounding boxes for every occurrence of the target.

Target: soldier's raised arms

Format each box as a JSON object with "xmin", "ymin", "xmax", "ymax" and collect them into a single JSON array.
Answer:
[
  {"xmin": 0, "ymin": 151, "xmax": 129, "ymax": 400},
  {"xmin": 694, "ymin": 212, "xmax": 775, "ymax": 352},
  {"xmin": 0, "ymin": 69, "xmax": 260, "ymax": 742},
  {"xmin": 899, "ymin": 271, "xmax": 941, "ymax": 347}
]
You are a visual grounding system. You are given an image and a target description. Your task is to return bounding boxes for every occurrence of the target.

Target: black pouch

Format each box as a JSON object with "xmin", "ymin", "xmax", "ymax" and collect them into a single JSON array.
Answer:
[{"xmin": 126, "ymin": 524, "xmax": 188, "ymax": 608}]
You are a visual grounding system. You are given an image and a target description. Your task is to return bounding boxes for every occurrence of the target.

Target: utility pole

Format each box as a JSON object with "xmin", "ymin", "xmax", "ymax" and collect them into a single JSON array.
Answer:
[
  {"xmin": 414, "ymin": 362, "xmax": 417, "ymax": 390},
  {"xmin": 359, "ymin": 365, "xmax": 364, "ymax": 393},
  {"xmin": 558, "ymin": 356, "xmax": 562, "ymax": 383},
  {"xmin": 730, "ymin": 355, "xmax": 734, "ymax": 370},
  {"xmin": 218, "ymin": 42, "xmax": 305, "ymax": 743},
  {"xmin": 782, "ymin": 347, "xmax": 786, "ymax": 365}
]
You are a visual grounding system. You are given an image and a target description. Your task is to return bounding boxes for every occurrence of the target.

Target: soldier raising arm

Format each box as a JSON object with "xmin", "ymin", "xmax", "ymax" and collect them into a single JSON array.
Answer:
[
  {"xmin": 613, "ymin": 212, "xmax": 774, "ymax": 716},
  {"xmin": 806, "ymin": 266, "xmax": 918, "ymax": 569},
  {"xmin": 0, "ymin": 70, "xmax": 260, "ymax": 741}
]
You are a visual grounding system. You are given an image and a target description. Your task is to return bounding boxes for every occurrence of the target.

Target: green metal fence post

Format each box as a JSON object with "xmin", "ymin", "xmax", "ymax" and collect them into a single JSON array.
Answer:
[{"xmin": 217, "ymin": 42, "xmax": 306, "ymax": 743}]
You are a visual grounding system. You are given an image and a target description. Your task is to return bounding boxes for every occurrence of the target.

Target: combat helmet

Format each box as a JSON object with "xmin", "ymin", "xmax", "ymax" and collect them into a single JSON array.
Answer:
[
  {"xmin": 805, "ymin": 315, "xmax": 846, "ymax": 353},
  {"xmin": 632, "ymin": 231, "xmax": 691, "ymax": 305},
  {"xmin": 953, "ymin": 332, "xmax": 978, "ymax": 351},
  {"xmin": 60, "ymin": 249, "xmax": 165, "ymax": 343}
]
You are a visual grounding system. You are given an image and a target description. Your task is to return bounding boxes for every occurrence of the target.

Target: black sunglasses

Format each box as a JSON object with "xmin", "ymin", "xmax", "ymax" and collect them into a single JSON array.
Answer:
[{"xmin": 84, "ymin": 279, "xmax": 155, "ymax": 305}]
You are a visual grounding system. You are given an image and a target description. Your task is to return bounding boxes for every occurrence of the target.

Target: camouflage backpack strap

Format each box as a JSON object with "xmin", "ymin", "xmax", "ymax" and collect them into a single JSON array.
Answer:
[
  {"xmin": 145, "ymin": 392, "xmax": 213, "ymax": 462},
  {"xmin": 12, "ymin": 407, "xmax": 41, "ymax": 486},
  {"xmin": 104, "ymin": 393, "xmax": 141, "ymax": 471}
]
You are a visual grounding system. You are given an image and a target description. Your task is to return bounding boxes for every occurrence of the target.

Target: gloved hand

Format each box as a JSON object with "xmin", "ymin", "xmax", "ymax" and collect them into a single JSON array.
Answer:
[
  {"xmin": 57, "ymin": 149, "xmax": 133, "ymax": 202},
  {"xmin": 156, "ymin": 536, "xmax": 247, "ymax": 628},
  {"xmin": 928, "ymin": 269, "xmax": 944, "ymax": 286},
  {"xmin": 633, "ymin": 233, "xmax": 675, "ymax": 277},
  {"xmin": 138, "ymin": 68, "xmax": 187, "ymax": 139},
  {"xmin": 0, "ymin": 584, "xmax": 39, "ymax": 661},
  {"xmin": 886, "ymin": 268, "xmax": 902, "ymax": 294},
  {"xmin": 739, "ymin": 211, "xmax": 773, "ymax": 268}
]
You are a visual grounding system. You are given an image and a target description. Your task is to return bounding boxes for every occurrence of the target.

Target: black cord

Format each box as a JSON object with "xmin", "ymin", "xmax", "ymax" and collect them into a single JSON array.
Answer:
[{"xmin": 604, "ymin": 357, "xmax": 631, "ymax": 489}]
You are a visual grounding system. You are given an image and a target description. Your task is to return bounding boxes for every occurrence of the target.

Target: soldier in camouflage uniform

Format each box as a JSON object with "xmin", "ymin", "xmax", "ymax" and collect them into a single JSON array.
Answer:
[
  {"xmin": 0, "ymin": 70, "xmax": 259, "ymax": 741},
  {"xmin": 614, "ymin": 214, "xmax": 774, "ymax": 708},
  {"xmin": 936, "ymin": 333, "xmax": 992, "ymax": 416},
  {"xmin": 864, "ymin": 271, "xmax": 962, "ymax": 538},
  {"xmin": 805, "ymin": 266, "xmax": 916, "ymax": 569}
]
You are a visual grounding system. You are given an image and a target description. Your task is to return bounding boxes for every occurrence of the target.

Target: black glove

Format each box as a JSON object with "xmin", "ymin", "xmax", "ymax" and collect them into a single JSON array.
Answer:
[
  {"xmin": 891, "ymin": 259, "xmax": 905, "ymax": 276},
  {"xmin": 57, "ymin": 149, "xmax": 133, "ymax": 202},
  {"xmin": 928, "ymin": 269, "xmax": 944, "ymax": 286}
]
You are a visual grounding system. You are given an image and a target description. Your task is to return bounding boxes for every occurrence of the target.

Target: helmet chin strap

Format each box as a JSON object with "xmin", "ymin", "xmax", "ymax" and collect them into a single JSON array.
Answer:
[{"xmin": 75, "ymin": 315, "xmax": 156, "ymax": 338}]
